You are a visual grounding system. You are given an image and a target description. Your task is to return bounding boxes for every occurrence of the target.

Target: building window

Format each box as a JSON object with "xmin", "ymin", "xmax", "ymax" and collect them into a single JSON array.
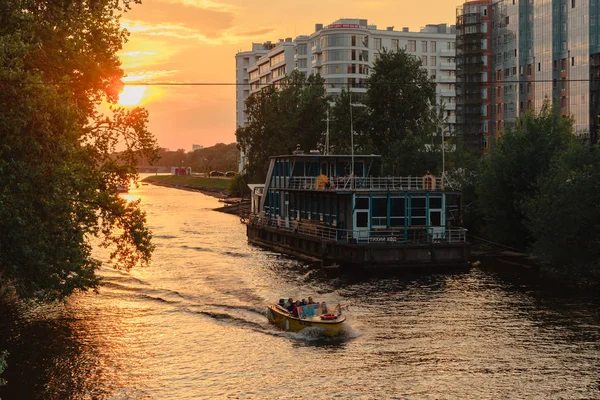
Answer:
[
  {"xmin": 422, "ymin": 41, "xmax": 427, "ymax": 52},
  {"xmin": 375, "ymin": 38, "xmax": 382, "ymax": 50},
  {"xmin": 572, "ymin": 0, "xmax": 575, "ymax": 7},
  {"xmin": 408, "ymin": 40, "xmax": 416, "ymax": 52},
  {"xmin": 392, "ymin": 39, "xmax": 399, "ymax": 50},
  {"xmin": 430, "ymin": 56, "xmax": 436, "ymax": 66},
  {"xmin": 430, "ymin": 41, "xmax": 436, "ymax": 52},
  {"xmin": 421, "ymin": 55, "xmax": 427, "ymax": 65}
]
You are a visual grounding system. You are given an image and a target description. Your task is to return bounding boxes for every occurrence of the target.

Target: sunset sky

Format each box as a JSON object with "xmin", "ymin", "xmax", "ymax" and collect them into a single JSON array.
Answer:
[{"xmin": 118, "ymin": 0, "xmax": 464, "ymax": 151}]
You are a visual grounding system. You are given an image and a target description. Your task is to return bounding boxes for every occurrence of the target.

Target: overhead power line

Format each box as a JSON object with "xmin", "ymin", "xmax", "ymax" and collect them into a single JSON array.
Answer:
[{"xmin": 2, "ymin": 78, "xmax": 600, "ymax": 87}]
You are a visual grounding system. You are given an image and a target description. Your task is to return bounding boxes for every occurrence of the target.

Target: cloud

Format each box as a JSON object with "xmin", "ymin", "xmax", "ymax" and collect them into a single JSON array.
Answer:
[
  {"xmin": 121, "ymin": 19, "xmax": 275, "ymax": 45},
  {"xmin": 122, "ymin": 70, "xmax": 180, "ymax": 82},
  {"xmin": 123, "ymin": 0, "xmax": 235, "ymax": 38},
  {"xmin": 155, "ymin": 0, "xmax": 236, "ymax": 13}
]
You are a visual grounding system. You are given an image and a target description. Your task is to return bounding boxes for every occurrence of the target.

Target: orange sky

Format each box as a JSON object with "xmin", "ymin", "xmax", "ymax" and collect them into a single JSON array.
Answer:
[{"xmin": 118, "ymin": 0, "xmax": 464, "ymax": 151}]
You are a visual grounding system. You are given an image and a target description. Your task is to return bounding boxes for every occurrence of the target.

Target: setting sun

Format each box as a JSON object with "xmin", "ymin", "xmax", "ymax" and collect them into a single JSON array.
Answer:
[{"xmin": 118, "ymin": 85, "xmax": 146, "ymax": 106}]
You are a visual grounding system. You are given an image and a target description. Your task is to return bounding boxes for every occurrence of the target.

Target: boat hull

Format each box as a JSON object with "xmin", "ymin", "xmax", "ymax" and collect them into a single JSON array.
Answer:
[{"xmin": 267, "ymin": 305, "xmax": 346, "ymax": 337}]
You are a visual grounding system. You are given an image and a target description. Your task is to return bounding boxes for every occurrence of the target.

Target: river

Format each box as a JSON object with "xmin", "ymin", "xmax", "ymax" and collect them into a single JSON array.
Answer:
[{"xmin": 0, "ymin": 181, "xmax": 599, "ymax": 399}]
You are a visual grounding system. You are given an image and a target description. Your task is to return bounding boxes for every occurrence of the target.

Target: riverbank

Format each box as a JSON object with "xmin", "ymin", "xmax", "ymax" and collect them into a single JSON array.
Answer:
[{"xmin": 141, "ymin": 175, "xmax": 230, "ymax": 199}]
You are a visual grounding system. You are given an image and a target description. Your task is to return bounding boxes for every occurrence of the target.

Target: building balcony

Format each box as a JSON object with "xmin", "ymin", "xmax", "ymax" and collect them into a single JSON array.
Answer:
[
  {"xmin": 444, "ymin": 103, "xmax": 457, "ymax": 110},
  {"xmin": 439, "ymin": 62, "xmax": 456, "ymax": 70},
  {"xmin": 440, "ymin": 48, "xmax": 456, "ymax": 57},
  {"xmin": 438, "ymin": 75, "xmax": 456, "ymax": 83},
  {"xmin": 311, "ymin": 43, "xmax": 322, "ymax": 53}
]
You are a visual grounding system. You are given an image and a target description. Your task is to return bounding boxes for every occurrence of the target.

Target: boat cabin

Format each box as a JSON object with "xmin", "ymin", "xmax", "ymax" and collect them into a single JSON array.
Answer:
[{"xmin": 249, "ymin": 152, "xmax": 464, "ymax": 245}]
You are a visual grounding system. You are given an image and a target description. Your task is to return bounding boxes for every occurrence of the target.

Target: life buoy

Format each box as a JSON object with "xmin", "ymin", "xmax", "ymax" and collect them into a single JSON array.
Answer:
[{"xmin": 320, "ymin": 313, "xmax": 338, "ymax": 320}]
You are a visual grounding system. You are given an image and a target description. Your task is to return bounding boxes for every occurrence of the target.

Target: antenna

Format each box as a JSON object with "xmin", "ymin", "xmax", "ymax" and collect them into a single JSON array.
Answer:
[
  {"xmin": 323, "ymin": 109, "xmax": 336, "ymax": 155},
  {"xmin": 350, "ymin": 92, "xmax": 354, "ymax": 189}
]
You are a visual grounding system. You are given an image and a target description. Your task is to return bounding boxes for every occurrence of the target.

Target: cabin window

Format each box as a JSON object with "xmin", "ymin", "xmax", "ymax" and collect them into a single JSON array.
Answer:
[
  {"xmin": 292, "ymin": 162, "xmax": 305, "ymax": 176},
  {"xmin": 390, "ymin": 197, "xmax": 405, "ymax": 227},
  {"xmin": 429, "ymin": 197, "xmax": 442, "ymax": 209},
  {"xmin": 354, "ymin": 162, "xmax": 364, "ymax": 177},
  {"xmin": 356, "ymin": 212, "xmax": 369, "ymax": 228},
  {"xmin": 372, "ymin": 197, "xmax": 387, "ymax": 227},
  {"xmin": 430, "ymin": 211, "xmax": 442, "ymax": 226},
  {"xmin": 410, "ymin": 197, "xmax": 427, "ymax": 226},
  {"xmin": 355, "ymin": 197, "xmax": 369, "ymax": 210}
]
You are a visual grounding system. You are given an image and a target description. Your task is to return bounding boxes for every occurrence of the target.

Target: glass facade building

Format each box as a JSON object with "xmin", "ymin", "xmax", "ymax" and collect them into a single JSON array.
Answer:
[{"xmin": 457, "ymin": 0, "xmax": 600, "ymax": 149}]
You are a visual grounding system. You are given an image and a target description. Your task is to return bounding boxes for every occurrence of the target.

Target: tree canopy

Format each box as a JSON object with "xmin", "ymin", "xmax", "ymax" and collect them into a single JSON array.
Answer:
[
  {"xmin": 0, "ymin": 0, "xmax": 159, "ymax": 301},
  {"xmin": 523, "ymin": 141, "xmax": 600, "ymax": 280},
  {"xmin": 364, "ymin": 49, "xmax": 439, "ymax": 175},
  {"xmin": 475, "ymin": 103, "xmax": 574, "ymax": 250},
  {"xmin": 236, "ymin": 71, "xmax": 327, "ymax": 182}
]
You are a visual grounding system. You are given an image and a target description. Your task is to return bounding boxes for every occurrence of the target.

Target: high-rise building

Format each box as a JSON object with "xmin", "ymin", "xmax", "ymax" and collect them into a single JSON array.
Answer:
[
  {"xmin": 457, "ymin": 0, "xmax": 600, "ymax": 151},
  {"xmin": 235, "ymin": 19, "xmax": 458, "ymax": 171}
]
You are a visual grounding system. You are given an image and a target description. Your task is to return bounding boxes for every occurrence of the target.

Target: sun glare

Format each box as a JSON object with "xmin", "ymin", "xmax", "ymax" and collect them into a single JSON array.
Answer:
[{"xmin": 118, "ymin": 85, "xmax": 147, "ymax": 106}]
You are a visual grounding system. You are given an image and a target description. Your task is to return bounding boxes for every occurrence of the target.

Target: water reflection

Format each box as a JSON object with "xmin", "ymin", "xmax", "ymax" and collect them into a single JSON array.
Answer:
[{"xmin": 1, "ymin": 183, "xmax": 599, "ymax": 399}]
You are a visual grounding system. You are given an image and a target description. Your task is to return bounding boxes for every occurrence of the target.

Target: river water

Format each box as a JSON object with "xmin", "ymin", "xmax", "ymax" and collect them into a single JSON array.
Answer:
[{"xmin": 1, "ymin": 181, "xmax": 599, "ymax": 399}]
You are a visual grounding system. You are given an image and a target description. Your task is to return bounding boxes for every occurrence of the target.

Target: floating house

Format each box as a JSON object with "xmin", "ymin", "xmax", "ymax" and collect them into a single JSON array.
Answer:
[{"xmin": 245, "ymin": 151, "xmax": 470, "ymax": 268}]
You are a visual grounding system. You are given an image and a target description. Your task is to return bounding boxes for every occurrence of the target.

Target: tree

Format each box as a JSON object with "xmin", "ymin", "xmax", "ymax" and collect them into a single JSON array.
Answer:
[
  {"xmin": 364, "ymin": 49, "xmax": 438, "ymax": 174},
  {"xmin": 523, "ymin": 142, "xmax": 600, "ymax": 281},
  {"xmin": 329, "ymin": 89, "xmax": 370, "ymax": 155},
  {"xmin": 475, "ymin": 103, "xmax": 574, "ymax": 249},
  {"xmin": 0, "ymin": 0, "xmax": 159, "ymax": 301},
  {"xmin": 236, "ymin": 71, "xmax": 327, "ymax": 182}
]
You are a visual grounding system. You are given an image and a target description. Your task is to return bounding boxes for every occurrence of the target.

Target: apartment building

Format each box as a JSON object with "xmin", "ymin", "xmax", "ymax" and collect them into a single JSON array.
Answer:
[
  {"xmin": 457, "ymin": 0, "xmax": 600, "ymax": 151},
  {"xmin": 235, "ymin": 19, "xmax": 458, "ymax": 171},
  {"xmin": 295, "ymin": 19, "xmax": 457, "ymax": 123},
  {"xmin": 235, "ymin": 40, "xmax": 295, "ymax": 171}
]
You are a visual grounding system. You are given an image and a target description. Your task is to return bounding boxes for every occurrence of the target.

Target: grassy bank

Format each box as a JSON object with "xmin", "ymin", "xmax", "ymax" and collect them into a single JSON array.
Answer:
[{"xmin": 142, "ymin": 175, "xmax": 230, "ymax": 196}]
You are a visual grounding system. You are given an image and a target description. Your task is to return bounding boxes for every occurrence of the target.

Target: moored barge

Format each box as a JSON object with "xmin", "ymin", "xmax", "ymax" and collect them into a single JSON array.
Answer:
[{"xmin": 244, "ymin": 151, "xmax": 470, "ymax": 269}]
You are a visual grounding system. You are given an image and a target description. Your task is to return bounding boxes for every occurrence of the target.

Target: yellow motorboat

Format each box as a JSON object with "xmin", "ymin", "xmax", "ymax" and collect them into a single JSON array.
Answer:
[{"xmin": 267, "ymin": 303, "xmax": 346, "ymax": 337}]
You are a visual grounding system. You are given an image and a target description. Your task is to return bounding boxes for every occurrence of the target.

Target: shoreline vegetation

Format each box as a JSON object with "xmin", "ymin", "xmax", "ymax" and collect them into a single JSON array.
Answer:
[{"xmin": 141, "ymin": 175, "xmax": 231, "ymax": 199}]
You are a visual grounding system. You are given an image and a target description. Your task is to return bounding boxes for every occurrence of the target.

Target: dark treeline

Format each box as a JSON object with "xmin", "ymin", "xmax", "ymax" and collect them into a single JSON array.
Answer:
[
  {"xmin": 148, "ymin": 143, "xmax": 239, "ymax": 173},
  {"xmin": 237, "ymin": 48, "xmax": 600, "ymax": 284}
]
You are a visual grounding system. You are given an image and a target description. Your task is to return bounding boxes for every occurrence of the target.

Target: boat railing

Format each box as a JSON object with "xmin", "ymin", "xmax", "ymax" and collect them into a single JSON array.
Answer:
[
  {"xmin": 248, "ymin": 214, "xmax": 467, "ymax": 244},
  {"xmin": 287, "ymin": 176, "xmax": 442, "ymax": 191}
]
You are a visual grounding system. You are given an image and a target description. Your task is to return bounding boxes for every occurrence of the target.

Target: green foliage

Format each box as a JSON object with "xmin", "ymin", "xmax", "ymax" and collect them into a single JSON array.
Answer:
[
  {"xmin": 0, "ymin": 350, "xmax": 7, "ymax": 386},
  {"xmin": 363, "ymin": 49, "xmax": 439, "ymax": 175},
  {"xmin": 329, "ymin": 89, "xmax": 370, "ymax": 155},
  {"xmin": 190, "ymin": 143, "xmax": 238, "ymax": 173},
  {"xmin": 228, "ymin": 174, "xmax": 250, "ymax": 198},
  {"xmin": 475, "ymin": 103, "xmax": 574, "ymax": 249},
  {"xmin": 236, "ymin": 70, "xmax": 327, "ymax": 182},
  {"xmin": 523, "ymin": 142, "xmax": 600, "ymax": 280},
  {"xmin": 0, "ymin": 0, "xmax": 158, "ymax": 301},
  {"xmin": 152, "ymin": 143, "xmax": 238, "ymax": 173}
]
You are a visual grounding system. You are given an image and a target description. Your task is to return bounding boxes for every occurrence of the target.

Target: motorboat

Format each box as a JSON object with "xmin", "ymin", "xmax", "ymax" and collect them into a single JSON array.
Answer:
[{"xmin": 267, "ymin": 302, "xmax": 346, "ymax": 336}]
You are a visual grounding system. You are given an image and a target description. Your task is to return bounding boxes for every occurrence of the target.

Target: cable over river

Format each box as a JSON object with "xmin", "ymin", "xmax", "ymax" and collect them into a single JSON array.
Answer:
[{"xmin": 1, "ymin": 180, "xmax": 599, "ymax": 399}]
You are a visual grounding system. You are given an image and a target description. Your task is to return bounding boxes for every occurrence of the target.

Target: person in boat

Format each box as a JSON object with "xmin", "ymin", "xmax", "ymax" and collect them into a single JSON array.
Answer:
[
  {"xmin": 300, "ymin": 299, "xmax": 306, "ymax": 306},
  {"xmin": 291, "ymin": 300, "xmax": 302, "ymax": 317},
  {"xmin": 320, "ymin": 302, "xmax": 329, "ymax": 315},
  {"xmin": 278, "ymin": 299, "xmax": 286, "ymax": 308},
  {"xmin": 307, "ymin": 296, "xmax": 316, "ymax": 305},
  {"xmin": 285, "ymin": 297, "xmax": 294, "ymax": 311}
]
